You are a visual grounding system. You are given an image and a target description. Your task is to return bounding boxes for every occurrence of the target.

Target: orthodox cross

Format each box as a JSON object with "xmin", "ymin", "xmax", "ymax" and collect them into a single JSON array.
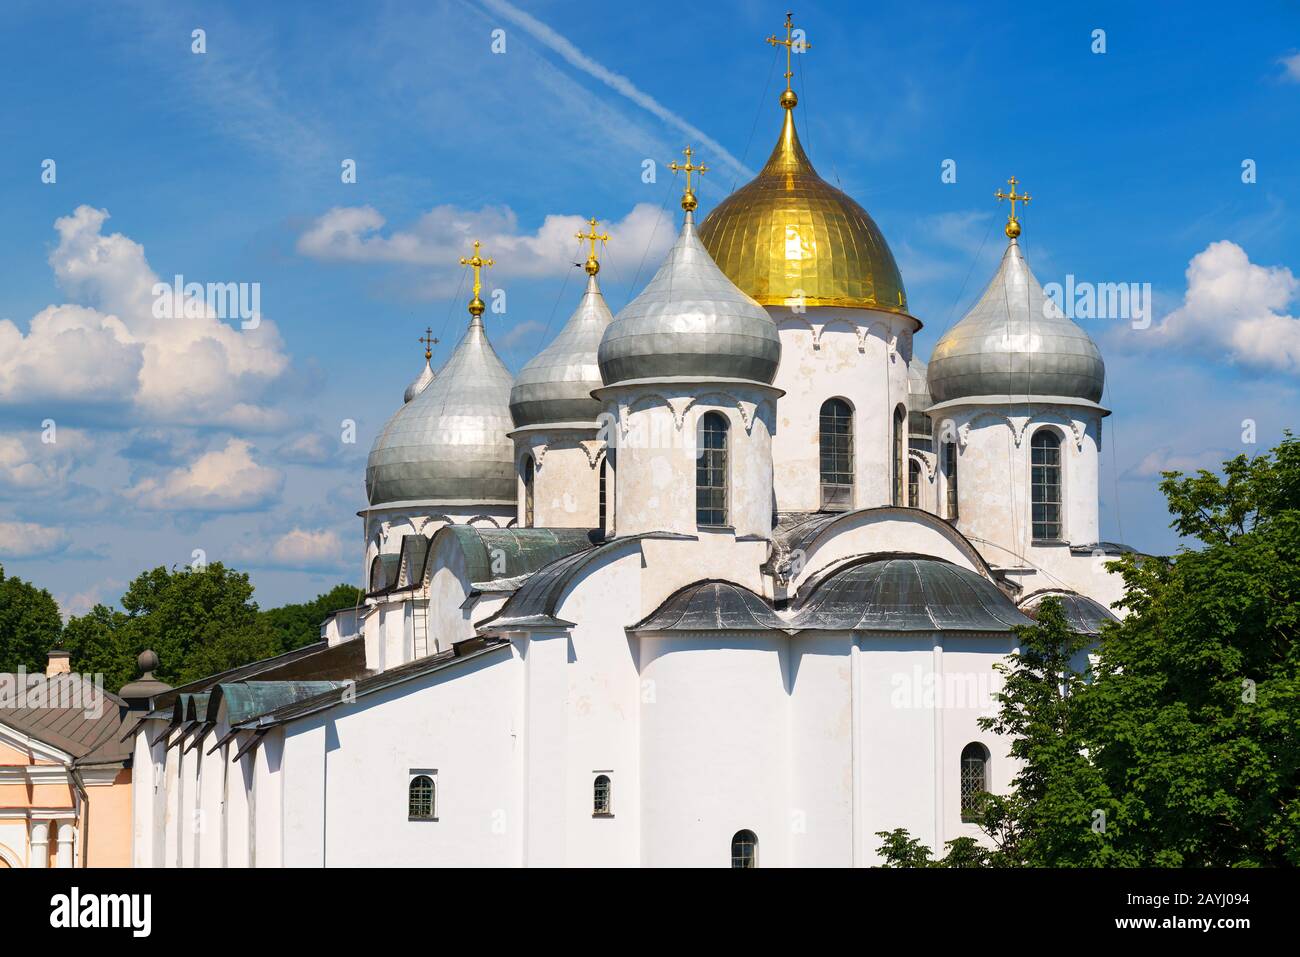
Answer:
[
  {"xmin": 669, "ymin": 146, "xmax": 709, "ymax": 211},
  {"xmin": 418, "ymin": 327, "xmax": 439, "ymax": 361},
  {"xmin": 459, "ymin": 240, "xmax": 495, "ymax": 316},
  {"xmin": 577, "ymin": 217, "xmax": 610, "ymax": 276},
  {"xmin": 767, "ymin": 12, "xmax": 811, "ymax": 88},
  {"xmin": 995, "ymin": 177, "xmax": 1032, "ymax": 238}
]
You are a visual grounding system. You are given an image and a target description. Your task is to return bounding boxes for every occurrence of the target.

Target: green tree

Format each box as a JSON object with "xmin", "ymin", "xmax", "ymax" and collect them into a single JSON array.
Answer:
[
  {"xmin": 260, "ymin": 583, "xmax": 364, "ymax": 653},
  {"xmin": 874, "ymin": 830, "xmax": 995, "ymax": 868},
  {"xmin": 976, "ymin": 598, "xmax": 1122, "ymax": 866},
  {"xmin": 877, "ymin": 434, "xmax": 1300, "ymax": 867},
  {"xmin": 0, "ymin": 564, "xmax": 63, "ymax": 674},
  {"xmin": 61, "ymin": 603, "xmax": 132, "ymax": 691},
  {"xmin": 114, "ymin": 562, "xmax": 262, "ymax": 686},
  {"xmin": 1078, "ymin": 434, "xmax": 1300, "ymax": 865}
]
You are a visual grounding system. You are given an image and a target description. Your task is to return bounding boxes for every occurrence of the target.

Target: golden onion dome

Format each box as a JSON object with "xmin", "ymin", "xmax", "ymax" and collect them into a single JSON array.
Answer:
[{"xmin": 698, "ymin": 104, "xmax": 909, "ymax": 314}]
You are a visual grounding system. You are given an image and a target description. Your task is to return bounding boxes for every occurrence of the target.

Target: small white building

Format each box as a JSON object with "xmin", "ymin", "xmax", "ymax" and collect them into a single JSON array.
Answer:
[{"xmin": 130, "ymin": 54, "xmax": 1133, "ymax": 868}]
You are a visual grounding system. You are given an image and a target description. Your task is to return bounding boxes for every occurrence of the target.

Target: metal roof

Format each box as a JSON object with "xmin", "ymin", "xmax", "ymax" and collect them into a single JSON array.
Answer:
[
  {"xmin": 1019, "ymin": 589, "xmax": 1119, "ymax": 636},
  {"xmin": 480, "ymin": 532, "xmax": 692, "ymax": 630},
  {"xmin": 205, "ymin": 680, "xmax": 351, "ymax": 725},
  {"xmin": 510, "ymin": 274, "xmax": 614, "ymax": 429},
  {"xmin": 437, "ymin": 525, "xmax": 601, "ymax": 592},
  {"xmin": 597, "ymin": 211, "xmax": 780, "ymax": 387},
  {"xmin": 631, "ymin": 580, "xmax": 790, "ymax": 632},
  {"xmin": 927, "ymin": 238, "xmax": 1105, "ymax": 405},
  {"xmin": 366, "ymin": 315, "xmax": 516, "ymax": 507},
  {"xmin": 790, "ymin": 555, "xmax": 1031, "ymax": 632},
  {"xmin": 769, "ymin": 506, "xmax": 998, "ymax": 585},
  {"xmin": 153, "ymin": 636, "xmax": 368, "ymax": 711},
  {"xmin": 0, "ymin": 673, "xmax": 131, "ymax": 766}
]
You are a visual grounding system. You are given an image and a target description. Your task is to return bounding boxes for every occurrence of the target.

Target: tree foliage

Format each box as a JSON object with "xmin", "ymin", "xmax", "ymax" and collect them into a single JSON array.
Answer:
[
  {"xmin": 0, "ymin": 564, "xmax": 63, "ymax": 674},
  {"xmin": 54, "ymin": 564, "xmax": 363, "ymax": 692},
  {"xmin": 880, "ymin": 433, "xmax": 1300, "ymax": 867}
]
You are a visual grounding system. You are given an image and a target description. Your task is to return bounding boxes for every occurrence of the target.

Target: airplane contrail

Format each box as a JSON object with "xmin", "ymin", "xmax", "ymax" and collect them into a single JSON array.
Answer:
[{"xmin": 478, "ymin": 0, "xmax": 752, "ymax": 178}]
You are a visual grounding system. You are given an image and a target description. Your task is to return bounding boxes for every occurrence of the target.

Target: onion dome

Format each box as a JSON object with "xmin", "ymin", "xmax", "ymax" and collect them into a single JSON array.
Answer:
[
  {"xmin": 404, "ymin": 359, "xmax": 435, "ymax": 403},
  {"xmin": 928, "ymin": 192, "xmax": 1105, "ymax": 406},
  {"xmin": 510, "ymin": 222, "xmax": 614, "ymax": 428},
  {"xmin": 697, "ymin": 76, "xmax": 907, "ymax": 313},
  {"xmin": 366, "ymin": 246, "xmax": 515, "ymax": 507},
  {"xmin": 907, "ymin": 359, "xmax": 933, "ymax": 438},
  {"xmin": 598, "ymin": 188, "xmax": 780, "ymax": 387}
]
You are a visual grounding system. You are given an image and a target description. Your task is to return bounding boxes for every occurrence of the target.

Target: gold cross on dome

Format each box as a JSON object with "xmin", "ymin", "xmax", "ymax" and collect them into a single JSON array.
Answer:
[
  {"xmin": 995, "ymin": 176, "xmax": 1032, "ymax": 232},
  {"xmin": 459, "ymin": 240, "xmax": 495, "ymax": 316},
  {"xmin": 669, "ymin": 146, "xmax": 709, "ymax": 211},
  {"xmin": 576, "ymin": 218, "xmax": 610, "ymax": 276},
  {"xmin": 418, "ymin": 327, "xmax": 439, "ymax": 361},
  {"xmin": 767, "ymin": 11, "xmax": 811, "ymax": 86}
]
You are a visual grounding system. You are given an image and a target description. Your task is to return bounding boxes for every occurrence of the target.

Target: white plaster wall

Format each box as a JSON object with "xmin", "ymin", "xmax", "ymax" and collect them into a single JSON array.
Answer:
[
  {"xmin": 512, "ymin": 430, "xmax": 603, "ymax": 528},
  {"xmin": 545, "ymin": 543, "xmax": 644, "ymax": 866},
  {"xmin": 252, "ymin": 729, "xmax": 283, "ymax": 868},
  {"xmin": 786, "ymin": 511, "xmax": 989, "ymax": 598},
  {"xmin": 279, "ymin": 648, "xmax": 522, "ymax": 867},
  {"xmin": 789, "ymin": 633, "xmax": 854, "ymax": 865},
  {"xmin": 636, "ymin": 633, "xmax": 791, "ymax": 868},
  {"xmin": 196, "ymin": 735, "xmax": 224, "ymax": 866},
  {"xmin": 601, "ymin": 384, "xmax": 777, "ymax": 539},
  {"xmin": 768, "ymin": 306, "xmax": 915, "ymax": 513},
  {"xmin": 225, "ymin": 746, "xmax": 252, "ymax": 867},
  {"xmin": 941, "ymin": 405, "xmax": 1102, "ymax": 559},
  {"xmin": 162, "ymin": 733, "xmax": 180, "ymax": 867}
]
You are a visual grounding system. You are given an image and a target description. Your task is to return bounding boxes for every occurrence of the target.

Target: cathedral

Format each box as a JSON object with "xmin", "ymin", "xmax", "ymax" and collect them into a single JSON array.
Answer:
[{"xmin": 128, "ymin": 17, "xmax": 1131, "ymax": 868}]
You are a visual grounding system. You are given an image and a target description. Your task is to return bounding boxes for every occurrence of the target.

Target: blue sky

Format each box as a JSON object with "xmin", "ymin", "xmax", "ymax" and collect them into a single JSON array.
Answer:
[{"xmin": 0, "ymin": 0, "xmax": 1297, "ymax": 614}]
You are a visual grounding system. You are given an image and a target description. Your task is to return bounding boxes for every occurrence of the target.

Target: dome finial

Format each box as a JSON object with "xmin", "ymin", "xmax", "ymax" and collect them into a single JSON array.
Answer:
[
  {"xmin": 418, "ymin": 326, "xmax": 439, "ymax": 362},
  {"xmin": 576, "ymin": 217, "xmax": 610, "ymax": 276},
  {"xmin": 459, "ymin": 240, "xmax": 495, "ymax": 319},
  {"xmin": 669, "ymin": 146, "xmax": 708, "ymax": 212},
  {"xmin": 995, "ymin": 176, "xmax": 1032, "ymax": 240},
  {"xmin": 767, "ymin": 11, "xmax": 811, "ymax": 110}
]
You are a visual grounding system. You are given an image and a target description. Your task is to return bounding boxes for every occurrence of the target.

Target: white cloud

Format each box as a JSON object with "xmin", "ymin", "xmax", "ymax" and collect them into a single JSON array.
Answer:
[
  {"xmin": 275, "ymin": 432, "xmax": 344, "ymax": 465},
  {"xmin": 297, "ymin": 202, "xmax": 674, "ymax": 288},
  {"xmin": 0, "ymin": 206, "xmax": 291, "ymax": 428},
  {"xmin": 1126, "ymin": 446, "xmax": 1233, "ymax": 480},
  {"xmin": 1281, "ymin": 52, "xmax": 1300, "ymax": 83},
  {"xmin": 233, "ymin": 527, "xmax": 348, "ymax": 571},
  {"xmin": 125, "ymin": 438, "xmax": 283, "ymax": 512},
  {"xmin": 1146, "ymin": 241, "xmax": 1300, "ymax": 374},
  {"xmin": 0, "ymin": 429, "xmax": 91, "ymax": 495},
  {"xmin": 478, "ymin": 0, "xmax": 749, "ymax": 177},
  {"xmin": 0, "ymin": 521, "xmax": 71, "ymax": 559}
]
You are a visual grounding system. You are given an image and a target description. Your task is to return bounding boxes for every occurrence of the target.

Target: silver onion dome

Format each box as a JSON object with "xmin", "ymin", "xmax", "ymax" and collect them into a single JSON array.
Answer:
[
  {"xmin": 907, "ymin": 358, "xmax": 933, "ymax": 438},
  {"xmin": 510, "ymin": 273, "xmax": 613, "ymax": 429},
  {"xmin": 927, "ymin": 239, "xmax": 1105, "ymax": 405},
  {"xmin": 403, "ymin": 359, "xmax": 435, "ymax": 404},
  {"xmin": 366, "ymin": 315, "xmax": 515, "ymax": 507},
  {"xmin": 597, "ymin": 211, "xmax": 781, "ymax": 387}
]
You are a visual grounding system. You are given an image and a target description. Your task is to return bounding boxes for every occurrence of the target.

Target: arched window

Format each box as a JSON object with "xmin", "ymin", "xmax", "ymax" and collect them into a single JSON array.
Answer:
[
  {"xmin": 598, "ymin": 456, "xmax": 607, "ymax": 534},
  {"xmin": 960, "ymin": 743, "xmax": 989, "ymax": 822},
  {"xmin": 409, "ymin": 775, "xmax": 435, "ymax": 820},
  {"xmin": 696, "ymin": 412, "xmax": 729, "ymax": 527},
  {"xmin": 892, "ymin": 405, "xmax": 907, "ymax": 506},
  {"xmin": 593, "ymin": 774, "xmax": 612, "ymax": 816},
  {"xmin": 731, "ymin": 829, "xmax": 758, "ymax": 868},
  {"xmin": 523, "ymin": 456, "xmax": 535, "ymax": 527},
  {"xmin": 908, "ymin": 458, "xmax": 921, "ymax": 508},
  {"xmin": 1031, "ymin": 429, "xmax": 1062, "ymax": 541},
  {"xmin": 944, "ymin": 440, "xmax": 959, "ymax": 520},
  {"xmin": 819, "ymin": 398, "xmax": 854, "ymax": 510}
]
